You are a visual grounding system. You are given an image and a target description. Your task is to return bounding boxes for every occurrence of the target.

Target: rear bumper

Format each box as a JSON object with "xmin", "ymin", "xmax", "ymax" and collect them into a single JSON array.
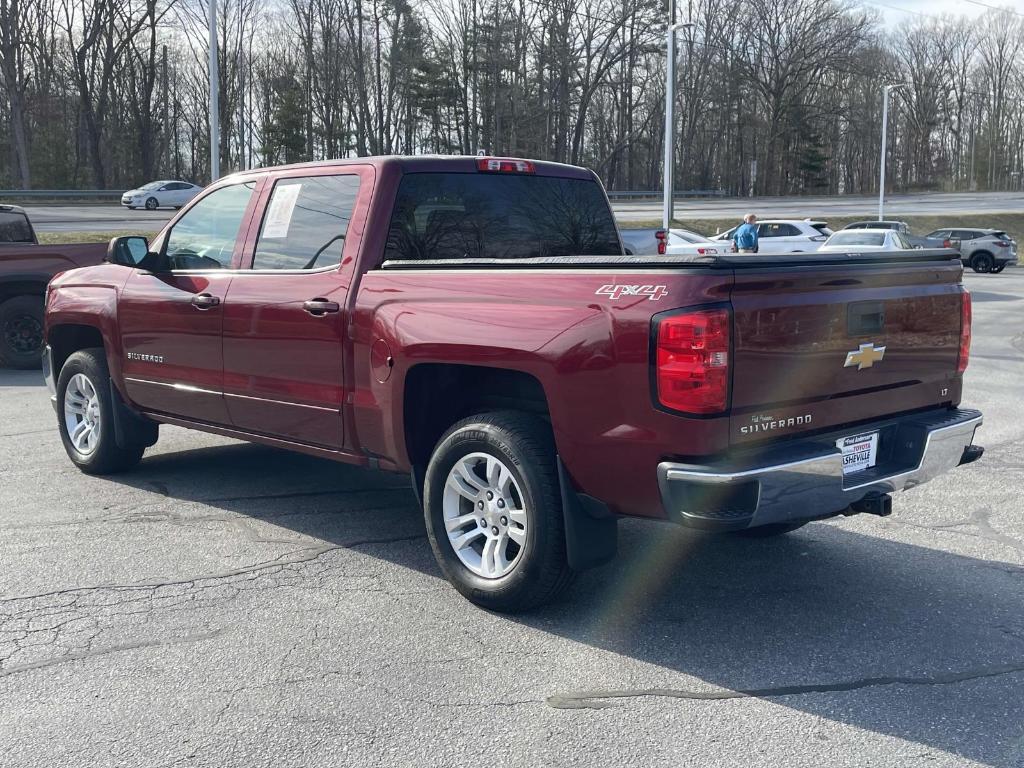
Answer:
[{"xmin": 657, "ymin": 407, "xmax": 983, "ymax": 531}]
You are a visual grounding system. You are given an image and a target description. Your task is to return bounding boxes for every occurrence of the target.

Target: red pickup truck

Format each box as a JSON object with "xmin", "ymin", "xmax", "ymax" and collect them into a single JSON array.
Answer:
[
  {"xmin": 42, "ymin": 156, "xmax": 983, "ymax": 610},
  {"xmin": 0, "ymin": 204, "xmax": 107, "ymax": 368}
]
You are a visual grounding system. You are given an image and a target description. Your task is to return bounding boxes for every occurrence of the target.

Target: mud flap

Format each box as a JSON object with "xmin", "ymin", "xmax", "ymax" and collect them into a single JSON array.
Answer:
[
  {"xmin": 558, "ymin": 457, "xmax": 617, "ymax": 571},
  {"xmin": 109, "ymin": 379, "xmax": 159, "ymax": 449}
]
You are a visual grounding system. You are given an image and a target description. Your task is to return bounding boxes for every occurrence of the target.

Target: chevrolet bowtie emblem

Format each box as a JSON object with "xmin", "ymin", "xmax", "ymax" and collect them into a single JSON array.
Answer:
[{"xmin": 845, "ymin": 343, "xmax": 886, "ymax": 370}]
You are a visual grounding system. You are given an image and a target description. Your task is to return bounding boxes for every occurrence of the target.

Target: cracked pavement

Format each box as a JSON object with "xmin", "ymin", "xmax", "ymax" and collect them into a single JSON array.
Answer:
[{"xmin": 1, "ymin": 270, "xmax": 1023, "ymax": 767}]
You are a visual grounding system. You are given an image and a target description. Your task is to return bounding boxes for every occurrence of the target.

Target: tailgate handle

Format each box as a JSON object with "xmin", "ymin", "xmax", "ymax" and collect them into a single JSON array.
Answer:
[{"xmin": 848, "ymin": 301, "xmax": 885, "ymax": 335}]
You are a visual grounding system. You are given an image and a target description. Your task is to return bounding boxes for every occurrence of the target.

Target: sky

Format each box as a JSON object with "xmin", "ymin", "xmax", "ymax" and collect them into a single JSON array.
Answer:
[{"xmin": 863, "ymin": 0, "xmax": 1023, "ymax": 23}]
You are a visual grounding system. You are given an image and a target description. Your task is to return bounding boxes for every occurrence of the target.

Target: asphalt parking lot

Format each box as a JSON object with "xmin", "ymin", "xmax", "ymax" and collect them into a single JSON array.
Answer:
[{"xmin": 1, "ymin": 271, "xmax": 1022, "ymax": 767}]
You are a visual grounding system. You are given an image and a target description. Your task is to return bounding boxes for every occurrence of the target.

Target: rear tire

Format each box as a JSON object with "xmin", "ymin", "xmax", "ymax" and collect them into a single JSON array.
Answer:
[
  {"xmin": 423, "ymin": 411, "xmax": 574, "ymax": 612},
  {"xmin": 971, "ymin": 252, "xmax": 994, "ymax": 273},
  {"xmin": 732, "ymin": 522, "xmax": 807, "ymax": 538},
  {"xmin": 0, "ymin": 295, "xmax": 45, "ymax": 369},
  {"xmin": 56, "ymin": 348, "xmax": 144, "ymax": 474},
  {"xmin": 991, "ymin": 263, "xmax": 1006, "ymax": 274}
]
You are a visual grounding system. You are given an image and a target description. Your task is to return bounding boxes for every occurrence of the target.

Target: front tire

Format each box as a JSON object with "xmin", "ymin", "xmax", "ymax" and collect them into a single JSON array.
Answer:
[
  {"xmin": 0, "ymin": 295, "xmax": 45, "ymax": 369},
  {"xmin": 423, "ymin": 412, "xmax": 573, "ymax": 612},
  {"xmin": 144, "ymin": 197, "xmax": 159, "ymax": 210},
  {"xmin": 57, "ymin": 349, "xmax": 144, "ymax": 474},
  {"xmin": 971, "ymin": 252, "xmax": 994, "ymax": 273}
]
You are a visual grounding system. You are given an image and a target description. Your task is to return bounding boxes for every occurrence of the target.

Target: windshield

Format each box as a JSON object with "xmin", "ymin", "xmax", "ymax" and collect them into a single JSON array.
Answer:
[
  {"xmin": 829, "ymin": 232, "xmax": 885, "ymax": 246},
  {"xmin": 140, "ymin": 181, "xmax": 164, "ymax": 190}
]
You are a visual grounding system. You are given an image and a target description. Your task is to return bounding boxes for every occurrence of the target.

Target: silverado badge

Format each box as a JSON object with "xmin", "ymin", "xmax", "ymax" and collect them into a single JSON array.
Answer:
[{"xmin": 844, "ymin": 342, "xmax": 886, "ymax": 370}]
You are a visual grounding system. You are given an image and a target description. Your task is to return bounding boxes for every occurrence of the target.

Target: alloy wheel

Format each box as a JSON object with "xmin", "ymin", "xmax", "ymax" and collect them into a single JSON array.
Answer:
[
  {"xmin": 64, "ymin": 373, "xmax": 101, "ymax": 454},
  {"xmin": 442, "ymin": 452, "xmax": 528, "ymax": 579}
]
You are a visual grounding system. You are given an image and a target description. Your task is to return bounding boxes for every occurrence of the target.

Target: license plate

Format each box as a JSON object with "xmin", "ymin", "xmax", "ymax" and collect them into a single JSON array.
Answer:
[{"xmin": 837, "ymin": 431, "xmax": 879, "ymax": 476}]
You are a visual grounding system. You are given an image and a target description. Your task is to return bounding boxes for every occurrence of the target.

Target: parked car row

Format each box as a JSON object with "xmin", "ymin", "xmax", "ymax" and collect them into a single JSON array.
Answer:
[{"xmin": 628, "ymin": 217, "xmax": 1017, "ymax": 275}]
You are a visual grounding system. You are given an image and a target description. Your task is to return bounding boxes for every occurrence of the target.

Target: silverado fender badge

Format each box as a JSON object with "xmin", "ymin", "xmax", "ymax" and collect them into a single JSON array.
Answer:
[
  {"xmin": 595, "ymin": 284, "xmax": 668, "ymax": 301},
  {"xmin": 844, "ymin": 342, "xmax": 886, "ymax": 370},
  {"xmin": 126, "ymin": 352, "xmax": 164, "ymax": 363}
]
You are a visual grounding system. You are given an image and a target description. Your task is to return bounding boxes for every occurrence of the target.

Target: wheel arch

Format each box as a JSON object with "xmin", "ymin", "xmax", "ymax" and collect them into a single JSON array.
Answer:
[
  {"xmin": 0, "ymin": 277, "xmax": 49, "ymax": 304},
  {"xmin": 402, "ymin": 364, "xmax": 552, "ymax": 482},
  {"xmin": 48, "ymin": 323, "xmax": 106, "ymax": 378}
]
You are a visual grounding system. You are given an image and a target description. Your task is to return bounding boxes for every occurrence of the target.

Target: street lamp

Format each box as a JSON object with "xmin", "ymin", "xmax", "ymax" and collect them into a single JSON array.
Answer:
[
  {"xmin": 663, "ymin": 16, "xmax": 694, "ymax": 230},
  {"xmin": 878, "ymin": 83, "xmax": 909, "ymax": 221},
  {"xmin": 209, "ymin": 0, "xmax": 220, "ymax": 182}
]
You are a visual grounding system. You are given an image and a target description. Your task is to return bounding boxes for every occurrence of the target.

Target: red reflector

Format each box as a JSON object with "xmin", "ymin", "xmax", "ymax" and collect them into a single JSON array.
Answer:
[
  {"xmin": 957, "ymin": 291, "xmax": 971, "ymax": 374},
  {"xmin": 476, "ymin": 158, "xmax": 535, "ymax": 174},
  {"xmin": 655, "ymin": 308, "xmax": 730, "ymax": 414},
  {"xmin": 656, "ymin": 229, "xmax": 667, "ymax": 255}
]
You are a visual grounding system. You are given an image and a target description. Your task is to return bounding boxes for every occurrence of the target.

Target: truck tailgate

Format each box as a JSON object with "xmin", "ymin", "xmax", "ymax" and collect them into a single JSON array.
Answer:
[{"xmin": 728, "ymin": 260, "xmax": 964, "ymax": 445}]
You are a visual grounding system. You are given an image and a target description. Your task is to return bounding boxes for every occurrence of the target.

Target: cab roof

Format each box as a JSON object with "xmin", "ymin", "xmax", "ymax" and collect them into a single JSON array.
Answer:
[{"xmin": 221, "ymin": 155, "xmax": 597, "ymax": 182}]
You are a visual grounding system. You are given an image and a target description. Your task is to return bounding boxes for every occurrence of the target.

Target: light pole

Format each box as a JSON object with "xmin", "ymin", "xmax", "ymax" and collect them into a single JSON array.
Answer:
[
  {"xmin": 878, "ymin": 83, "xmax": 908, "ymax": 221},
  {"xmin": 663, "ymin": 16, "xmax": 694, "ymax": 230},
  {"xmin": 208, "ymin": 0, "xmax": 220, "ymax": 182}
]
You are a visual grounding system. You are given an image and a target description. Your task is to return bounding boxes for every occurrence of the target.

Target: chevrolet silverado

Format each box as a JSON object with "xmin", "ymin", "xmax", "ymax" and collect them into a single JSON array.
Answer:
[{"xmin": 42, "ymin": 156, "xmax": 983, "ymax": 610}]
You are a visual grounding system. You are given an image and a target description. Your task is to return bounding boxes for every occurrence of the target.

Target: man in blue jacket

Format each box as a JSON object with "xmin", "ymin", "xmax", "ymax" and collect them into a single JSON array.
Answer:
[{"xmin": 733, "ymin": 213, "xmax": 759, "ymax": 254}]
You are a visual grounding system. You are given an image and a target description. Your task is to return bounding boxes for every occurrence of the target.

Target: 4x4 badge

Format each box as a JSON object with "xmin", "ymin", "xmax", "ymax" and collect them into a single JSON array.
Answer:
[{"xmin": 844, "ymin": 342, "xmax": 886, "ymax": 370}]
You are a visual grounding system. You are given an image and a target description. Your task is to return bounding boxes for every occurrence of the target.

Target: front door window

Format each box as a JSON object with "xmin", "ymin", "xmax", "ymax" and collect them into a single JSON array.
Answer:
[{"xmin": 163, "ymin": 182, "xmax": 256, "ymax": 271}]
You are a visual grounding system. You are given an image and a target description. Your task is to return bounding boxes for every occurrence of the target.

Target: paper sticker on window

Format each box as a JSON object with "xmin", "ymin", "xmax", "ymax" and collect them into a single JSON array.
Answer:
[{"xmin": 262, "ymin": 184, "xmax": 302, "ymax": 239}]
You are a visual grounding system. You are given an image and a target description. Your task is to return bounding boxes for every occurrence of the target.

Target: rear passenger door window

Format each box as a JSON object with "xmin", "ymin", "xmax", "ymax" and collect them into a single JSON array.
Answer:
[{"xmin": 252, "ymin": 175, "xmax": 361, "ymax": 270}]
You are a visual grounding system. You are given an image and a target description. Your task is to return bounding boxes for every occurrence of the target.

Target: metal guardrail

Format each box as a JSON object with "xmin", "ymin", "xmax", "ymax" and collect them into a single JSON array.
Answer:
[
  {"xmin": 4, "ymin": 188, "xmax": 732, "ymax": 201},
  {"xmin": 0, "ymin": 189, "xmax": 124, "ymax": 200},
  {"xmin": 606, "ymin": 189, "xmax": 729, "ymax": 199}
]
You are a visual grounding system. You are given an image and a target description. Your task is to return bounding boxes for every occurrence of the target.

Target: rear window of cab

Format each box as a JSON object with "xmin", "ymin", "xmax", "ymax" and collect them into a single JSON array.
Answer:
[
  {"xmin": 383, "ymin": 172, "xmax": 622, "ymax": 261},
  {"xmin": 0, "ymin": 211, "xmax": 33, "ymax": 243}
]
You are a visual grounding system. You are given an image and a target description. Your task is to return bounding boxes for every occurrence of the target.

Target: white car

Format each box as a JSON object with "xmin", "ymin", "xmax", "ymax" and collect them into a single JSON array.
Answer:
[
  {"xmin": 620, "ymin": 227, "xmax": 715, "ymax": 255},
  {"xmin": 121, "ymin": 180, "xmax": 202, "ymax": 211},
  {"xmin": 711, "ymin": 219, "xmax": 832, "ymax": 253},
  {"xmin": 818, "ymin": 229, "xmax": 914, "ymax": 253},
  {"xmin": 661, "ymin": 228, "xmax": 727, "ymax": 257}
]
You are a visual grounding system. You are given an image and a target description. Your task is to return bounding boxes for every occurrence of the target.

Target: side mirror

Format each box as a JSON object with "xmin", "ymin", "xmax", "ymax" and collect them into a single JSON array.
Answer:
[{"xmin": 106, "ymin": 235, "xmax": 151, "ymax": 267}]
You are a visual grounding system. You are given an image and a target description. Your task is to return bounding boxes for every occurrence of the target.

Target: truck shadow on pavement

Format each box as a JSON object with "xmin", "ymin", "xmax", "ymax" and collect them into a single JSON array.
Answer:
[{"xmin": 114, "ymin": 440, "xmax": 1024, "ymax": 765}]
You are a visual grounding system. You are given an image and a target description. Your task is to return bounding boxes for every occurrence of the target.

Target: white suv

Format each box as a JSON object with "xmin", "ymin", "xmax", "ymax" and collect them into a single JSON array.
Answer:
[{"xmin": 711, "ymin": 219, "xmax": 832, "ymax": 254}]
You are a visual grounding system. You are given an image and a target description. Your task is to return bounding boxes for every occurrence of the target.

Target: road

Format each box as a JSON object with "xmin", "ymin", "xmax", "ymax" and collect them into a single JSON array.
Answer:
[
  {"xmin": 612, "ymin": 190, "xmax": 1024, "ymax": 222},
  {"xmin": 20, "ymin": 189, "xmax": 1024, "ymax": 232},
  {"xmin": 1, "ymin": 271, "xmax": 1022, "ymax": 767}
]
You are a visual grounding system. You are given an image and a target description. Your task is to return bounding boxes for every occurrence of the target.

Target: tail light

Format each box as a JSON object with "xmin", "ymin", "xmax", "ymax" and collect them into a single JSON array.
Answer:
[
  {"xmin": 655, "ymin": 229, "xmax": 667, "ymax": 255},
  {"xmin": 476, "ymin": 158, "xmax": 535, "ymax": 174},
  {"xmin": 943, "ymin": 239, "xmax": 953, "ymax": 248},
  {"xmin": 994, "ymin": 240, "xmax": 1010, "ymax": 247},
  {"xmin": 957, "ymin": 291, "xmax": 971, "ymax": 374},
  {"xmin": 654, "ymin": 308, "xmax": 731, "ymax": 414}
]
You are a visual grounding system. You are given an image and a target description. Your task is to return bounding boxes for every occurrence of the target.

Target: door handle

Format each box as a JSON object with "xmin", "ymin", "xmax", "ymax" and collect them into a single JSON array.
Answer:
[
  {"xmin": 192, "ymin": 293, "xmax": 220, "ymax": 309},
  {"xmin": 303, "ymin": 299, "xmax": 341, "ymax": 316}
]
